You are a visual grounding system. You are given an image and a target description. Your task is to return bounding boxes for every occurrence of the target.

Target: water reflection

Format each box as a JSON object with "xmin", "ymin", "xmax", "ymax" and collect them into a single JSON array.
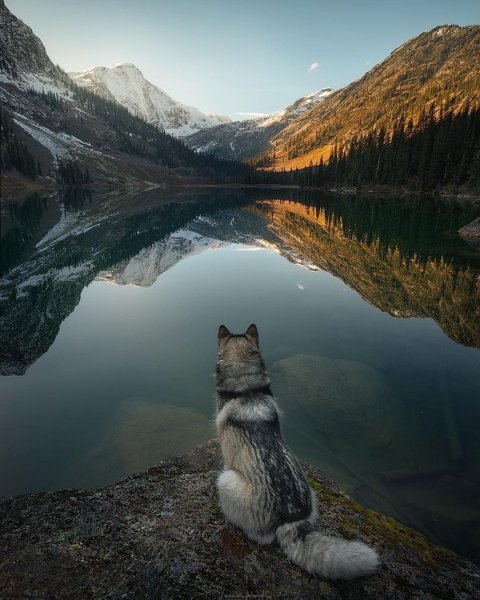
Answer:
[
  {"xmin": 1, "ymin": 188, "xmax": 479, "ymax": 564},
  {"xmin": 1, "ymin": 193, "xmax": 61, "ymax": 276},
  {"xmin": 254, "ymin": 197, "xmax": 480, "ymax": 347}
]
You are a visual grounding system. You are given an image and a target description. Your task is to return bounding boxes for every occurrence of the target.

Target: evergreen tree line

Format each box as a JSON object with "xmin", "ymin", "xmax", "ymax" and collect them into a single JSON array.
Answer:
[
  {"xmin": 0, "ymin": 110, "xmax": 42, "ymax": 179},
  {"xmin": 247, "ymin": 104, "xmax": 480, "ymax": 193},
  {"xmin": 56, "ymin": 159, "xmax": 91, "ymax": 186},
  {"xmin": 310, "ymin": 104, "xmax": 480, "ymax": 191},
  {"xmin": 26, "ymin": 87, "xmax": 66, "ymax": 111},
  {"xmin": 1, "ymin": 193, "xmax": 49, "ymax": 276}
]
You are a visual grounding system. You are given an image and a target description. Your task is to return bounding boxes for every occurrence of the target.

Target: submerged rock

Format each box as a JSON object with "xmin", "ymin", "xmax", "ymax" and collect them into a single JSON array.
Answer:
[
  {"xmin": 1, "ymin": 440, "xmax": 479, "ymax": 599},
  {"xmin": 55, "ymin": 400, "xmax": 214, "ymax": 490},
  {"xmin": 270, "ymin": 354, "xmax": 480, "ymax": 562},
  {"xmin": 271, "ymin": 354, "xmax": 431, "ymax": 474}
]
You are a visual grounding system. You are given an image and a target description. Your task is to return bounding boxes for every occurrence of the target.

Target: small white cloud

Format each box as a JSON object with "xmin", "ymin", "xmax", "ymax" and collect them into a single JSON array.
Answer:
[
  {"xmin": 234, "ymin": 111, "xmax": 269, "ymax": 118},
  {"xmin": 365, "ymin": 60, "xmax": 371, "ymax": 66},
  {"xmin": 296, "ymin": 282, "xmax": 305, "ymax": 291},
  {"xmin": 308, "ymin": 62, "xmax": 320, "ymax": 72}
]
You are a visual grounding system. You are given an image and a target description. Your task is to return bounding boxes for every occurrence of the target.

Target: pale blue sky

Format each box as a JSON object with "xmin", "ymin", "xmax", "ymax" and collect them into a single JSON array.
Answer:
[{"xmin": 6, "ymin": 0, "xmax": 480, "ymax": 119}]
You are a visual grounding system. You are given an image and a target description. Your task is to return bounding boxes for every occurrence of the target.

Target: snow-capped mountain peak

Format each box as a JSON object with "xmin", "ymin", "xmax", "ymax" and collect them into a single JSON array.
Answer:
[
  {"xmin": 68, "ymin": 63, "xmax": 230, "ymax": 137},
  {"xmin": 259, "ymin": 87, "xmax": 334, "ymax": 127}
]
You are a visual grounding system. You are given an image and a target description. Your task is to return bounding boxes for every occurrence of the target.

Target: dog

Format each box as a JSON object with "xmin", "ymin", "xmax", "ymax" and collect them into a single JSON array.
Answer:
[{"xmin": 215, "ymin": 323, "xmax": 379, "ymax": 580}]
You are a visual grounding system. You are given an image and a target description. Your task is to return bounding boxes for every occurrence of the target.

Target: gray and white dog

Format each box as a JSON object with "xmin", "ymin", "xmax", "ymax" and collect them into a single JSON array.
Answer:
[{"xmin": 215, "ymin": 324, "xmax": 379, "ymax": 580}]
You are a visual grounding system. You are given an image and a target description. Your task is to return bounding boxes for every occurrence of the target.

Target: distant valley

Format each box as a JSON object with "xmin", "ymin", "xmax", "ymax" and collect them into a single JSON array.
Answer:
[{"xmin": 184, "ymin": 88, "xmax": 333, "ymax": 160}]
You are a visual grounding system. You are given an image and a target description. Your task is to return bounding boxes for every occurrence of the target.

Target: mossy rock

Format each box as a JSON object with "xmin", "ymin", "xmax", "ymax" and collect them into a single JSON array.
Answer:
[{"xmin": 1, "ymin": 441, "xmax": 479, "ymax": 599}]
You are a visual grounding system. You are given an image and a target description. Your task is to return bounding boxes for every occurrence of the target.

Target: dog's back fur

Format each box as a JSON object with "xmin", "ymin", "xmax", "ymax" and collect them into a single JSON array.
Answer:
[{"xmin": 215, "ymin": 324, "xmax": 379, "ymax": 580}]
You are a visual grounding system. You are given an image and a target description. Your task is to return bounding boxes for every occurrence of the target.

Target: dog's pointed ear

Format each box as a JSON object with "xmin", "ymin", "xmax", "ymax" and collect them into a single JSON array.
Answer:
[
  {"xmin": 245, "ymin": 323, "xmax": 259, "ymax": 346},
  {"xmin": 218, "ymin": 325, "xmax": 231, "ymax": 344}
]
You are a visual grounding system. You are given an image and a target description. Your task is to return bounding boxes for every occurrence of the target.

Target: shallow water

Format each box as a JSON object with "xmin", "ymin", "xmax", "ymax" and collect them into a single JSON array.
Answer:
[{"xmin": 1, "ymin": 188, "xmax": 479, "ymax": 563}]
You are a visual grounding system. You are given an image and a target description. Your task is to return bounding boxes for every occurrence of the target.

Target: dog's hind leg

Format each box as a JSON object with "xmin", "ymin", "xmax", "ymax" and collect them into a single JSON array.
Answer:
[{"xmin": 217, "ymin": 469, "xmax": 275, "ymax": 544}]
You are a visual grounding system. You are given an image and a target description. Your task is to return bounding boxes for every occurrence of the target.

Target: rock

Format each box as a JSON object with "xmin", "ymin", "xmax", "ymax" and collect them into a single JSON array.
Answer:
[
  {"xmin": 459, "ymin": 217, "xmax": 480, "ymax": 250},
  {"xmin": 271, "ymin": 354, "xmax": 422, "ymax": 474},
  {"xmin": 1, "ymin": 440, "xmax": 479, "ymax": 599},
  {"xmin": 55, "ymin": 400, "xmax": 214, "ymax": 490}
]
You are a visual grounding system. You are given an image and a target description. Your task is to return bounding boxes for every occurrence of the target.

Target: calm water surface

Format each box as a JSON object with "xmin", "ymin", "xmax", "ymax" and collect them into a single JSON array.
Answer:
[{"xmin": 1, "ymin": 188, "xmax": 479, "ymax": 563}]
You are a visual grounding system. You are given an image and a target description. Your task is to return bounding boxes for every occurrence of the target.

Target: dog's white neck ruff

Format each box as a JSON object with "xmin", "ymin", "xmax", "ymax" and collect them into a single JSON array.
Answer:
[{"xmin": 216, "ymin": 396, "xmax": 279, "ymax": 431}]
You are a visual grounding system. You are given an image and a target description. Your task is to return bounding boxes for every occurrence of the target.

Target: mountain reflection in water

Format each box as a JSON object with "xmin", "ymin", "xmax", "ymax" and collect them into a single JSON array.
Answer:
[{"xmin": 1, "ymin": 188, "xmax": 479, "ymax": 565}]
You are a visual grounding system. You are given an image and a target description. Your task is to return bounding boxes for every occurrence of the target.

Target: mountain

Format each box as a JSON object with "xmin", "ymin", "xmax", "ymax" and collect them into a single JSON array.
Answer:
[
  {"xmin": 0, "ymin": 0, "xmax": 72, "ymax": 93},
  {"xmin": 0, "ymin": 1, "xmax": 245, "ymax": 192},
  {"xmin": 69, "ymin": 64, "xmax": 231, "ymax": 137},
  {"xmin": 184, "ymin": 25, "xmax": 480, "ymax": 171},
  {"xmin": 184, "ymin": 88, "xmax": 333, "ymax": 160},
  {"xmin": 0, "ymin": 0, "xmax": 61, "ymax": 81},
  {"xmin": 266, "ymin": 25, "xmax": 480, "ymax": 170}
]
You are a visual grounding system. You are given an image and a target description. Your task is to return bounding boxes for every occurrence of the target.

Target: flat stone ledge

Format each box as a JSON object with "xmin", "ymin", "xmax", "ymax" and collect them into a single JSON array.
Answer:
[{"xmin": 1, "ymin": 440, "xmax": 479, "ymax": 599}]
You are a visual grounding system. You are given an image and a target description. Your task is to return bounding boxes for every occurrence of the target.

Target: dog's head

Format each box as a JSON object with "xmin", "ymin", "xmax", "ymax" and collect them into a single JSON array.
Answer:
[
  {"xmin": 216, "ymin": 324, "xmax": 263, "ymax": 381},
  {"xmin": 218, "ymin": 323, "xmax": 259, "ymax": 351}
]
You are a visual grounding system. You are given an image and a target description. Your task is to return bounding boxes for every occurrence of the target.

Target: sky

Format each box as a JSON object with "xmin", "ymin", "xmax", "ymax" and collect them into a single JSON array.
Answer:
[{"xmin": 6, "ymin": 0, "xmax": 480, "ymax": 119}]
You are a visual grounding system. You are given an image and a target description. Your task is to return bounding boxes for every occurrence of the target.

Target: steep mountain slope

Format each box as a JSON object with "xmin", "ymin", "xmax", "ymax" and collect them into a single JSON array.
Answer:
[
  {"xmin": 0, "ymin": 1, "xmax": 243, "ymax": 191},
  {"xmin": 69, "ymin": 64, "xmax": 230, "ymax": 137},
  {"xmin": 267, "ymin": 25, "xmax": 480, "ymax": 170},
  {"xmin": 184, "ymin": 88, "xmax": 333, "ymax": 160}
]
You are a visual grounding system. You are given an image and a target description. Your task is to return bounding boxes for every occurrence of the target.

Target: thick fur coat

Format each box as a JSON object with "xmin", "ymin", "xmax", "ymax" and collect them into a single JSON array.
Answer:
[{"xmin": 215, "ymin": 324, "xmax": 379, "ymax": 580}]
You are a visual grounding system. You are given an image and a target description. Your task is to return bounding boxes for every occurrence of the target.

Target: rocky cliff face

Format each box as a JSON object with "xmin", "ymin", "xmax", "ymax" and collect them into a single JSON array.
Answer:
[
  {"xmin": 459, "ymin": 216, "xmax": 480, "ymax": 250},
  {"xmin": 0, "ymin": 440, "xmax": 478, "ymax": 599},
  {"xmin": 0, "ymin": 0, "xmax": 61, "ymax": 78}
]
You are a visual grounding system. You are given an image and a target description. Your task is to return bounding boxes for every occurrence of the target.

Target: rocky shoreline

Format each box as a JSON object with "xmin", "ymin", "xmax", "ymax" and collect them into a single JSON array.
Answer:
[
  {"xmin": 459, "ymin": 216, "xmax": 480, "ymax": 250},
  {"xmin": 1, "ymin": 440, "xmax": 479, "ymax": 599}
]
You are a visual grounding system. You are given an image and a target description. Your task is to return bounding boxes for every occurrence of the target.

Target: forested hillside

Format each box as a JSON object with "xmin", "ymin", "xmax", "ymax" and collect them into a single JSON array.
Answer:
[
  {"xmin": 300, "ymin": 104, "xmax": 480, "ymax": 192},
  {"xmin": 251, "ymin": 25, "xmax": 480, "ymax": 174}
]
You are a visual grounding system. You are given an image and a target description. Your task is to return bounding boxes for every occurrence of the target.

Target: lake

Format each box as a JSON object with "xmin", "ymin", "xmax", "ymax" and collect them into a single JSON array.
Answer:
[{"xmin": 1, "ymin": 188, "xmax": 479, "ymax": 564}]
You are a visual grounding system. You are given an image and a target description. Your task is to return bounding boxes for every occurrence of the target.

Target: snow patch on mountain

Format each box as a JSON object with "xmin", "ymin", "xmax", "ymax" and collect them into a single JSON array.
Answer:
[
  {"xmin": 69, "ymin": 63, "xmax": 230, "ymax": 137},
  {"xmin": 13, "ymin": 113, "xmax": 103, "ymax": 167}
]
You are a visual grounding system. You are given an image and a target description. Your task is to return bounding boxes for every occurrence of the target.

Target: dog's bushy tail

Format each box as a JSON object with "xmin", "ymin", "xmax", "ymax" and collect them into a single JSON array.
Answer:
[{"xmin": 276, "ymin": 520, "xmax": 379, "ymax": 580}]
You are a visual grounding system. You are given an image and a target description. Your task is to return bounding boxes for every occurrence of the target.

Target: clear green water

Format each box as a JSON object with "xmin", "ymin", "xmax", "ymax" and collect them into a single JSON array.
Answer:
[{"xmin": 1, "ymin": 188, "xmax": 479, "ymax": 563}]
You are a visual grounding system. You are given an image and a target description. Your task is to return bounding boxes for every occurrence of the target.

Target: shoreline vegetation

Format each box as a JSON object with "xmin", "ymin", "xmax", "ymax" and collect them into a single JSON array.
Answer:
[{"xmin": 1, "ymin": 440, "xmax": 479, "ymax": 599}]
